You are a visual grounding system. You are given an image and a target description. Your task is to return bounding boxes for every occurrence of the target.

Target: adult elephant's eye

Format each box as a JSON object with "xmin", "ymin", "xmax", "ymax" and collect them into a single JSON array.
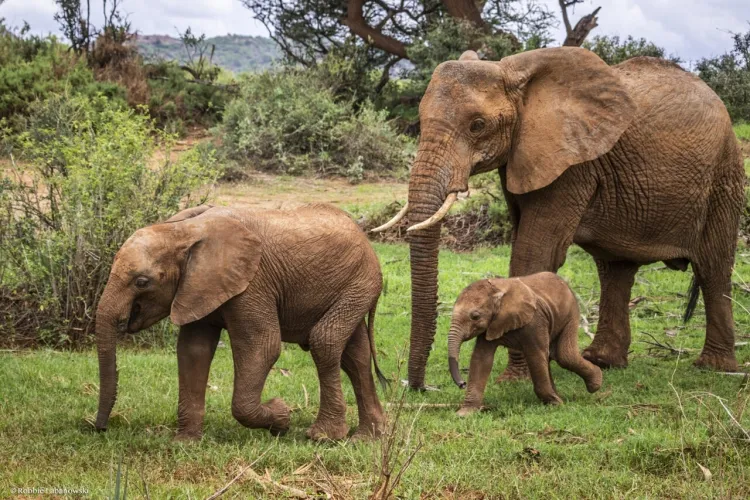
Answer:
[
  {"xmin": 135, "ymin": 277, "xmax": 149, "ymax": 289},
  {"xmin": 470, "ymin": 118, "xmax": 486, "ymax": 134}
]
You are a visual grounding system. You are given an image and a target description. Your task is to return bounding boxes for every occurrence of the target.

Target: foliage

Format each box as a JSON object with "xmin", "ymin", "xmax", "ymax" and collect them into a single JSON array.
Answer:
[
  {"xmin": 219, "ymin": 68, "xmax": 414, "ymax": 181},
  {"xmin": 53, "ymin": 0, "xmax": 93, "ymax": 54},
  {"xmin": 0, "ymin": 94, "xmax": 219, "ymax": 346},
  {"xmin": 177, "ymin": 27, "xmax": 220, "ymax": 83},
  {"xmin": 697, "ymin": 27, "xmax": 750, "ymax": 123},
  {"xmin": 1, "ymin": 243, "xmax": 749, "ymax": 496},
  {"xmin": 583, "ymin": 35, "xmax": 681, "ymax": 66},
  {"xmin": 0, "ymin": 21, "xmax": 126, "ymax": 124},
  {"xmin": 136, "ymin": 34, "xmax": 281, "ymax": 73}
]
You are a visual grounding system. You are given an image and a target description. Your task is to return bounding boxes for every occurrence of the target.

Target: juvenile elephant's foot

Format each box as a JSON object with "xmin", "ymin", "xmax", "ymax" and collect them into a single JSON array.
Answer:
[
  {"xmin": 694, "ymin": 350, "xmax": 738, "ymax": 372},
  {"xmin": 456, "ymin": 405, "xmax": 481, "ymax": 417},
  {"xmin": 234, "ymin": 397, "xmax": 291, "ymax": 436},
  {"xmin": 264, "ymin": 398, "xmax": 291, "ymax": 436},
  {"xmin": 306, "ymin": 420, "xmax": 350, "ymax": 441},
  {"xmin": 585, "ymin": 367, "xmax": 603, "ymax": 393},
  {"xmin": 540, "ymin": 393, "xmax": 563, "ymax": 405},
  {"xmin": 582, "ymin": 342, "xmax": 628, "ymax": 369},
  {"xmin": 173, "ymin": 431, "xmax": 201, "ymax": 442}
]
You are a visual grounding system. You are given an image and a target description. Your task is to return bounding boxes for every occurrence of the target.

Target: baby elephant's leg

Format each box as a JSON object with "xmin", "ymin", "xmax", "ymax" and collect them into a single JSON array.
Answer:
[
  {"xmin": 522, "ymin": 343, "xmax": 563, "ymax": 405},
  {"xmin": 556, "ymin": 320, "xmax": 602, "ymax": 393},
  {"xmin": 341, "ymin": 321, "xmax": 385, "ymax": 440}
]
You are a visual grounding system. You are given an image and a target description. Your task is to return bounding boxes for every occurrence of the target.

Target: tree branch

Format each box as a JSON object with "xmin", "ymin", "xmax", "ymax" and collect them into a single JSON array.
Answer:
[
  {"xmin": 559, "ymin": 2, "xmax": 600, "ymax": 47},
  {"xmin": 441, "ymin": 0, "xmax": 486, "ymax": 28},
  {"xmin": 343, "ymin": 0, "xmax": 409, "ymax": 59}
]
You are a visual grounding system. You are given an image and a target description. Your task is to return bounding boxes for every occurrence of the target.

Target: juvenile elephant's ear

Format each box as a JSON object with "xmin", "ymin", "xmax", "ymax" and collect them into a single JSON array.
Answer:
[
  {"xmin": 164, "ymin": 205, "xmax": 214, "ymax": 223},
  {"xmin": 486, "ymin": 279, "xmax": 537, "ymax": 341},
  {"xmin": 170, "ymin": 213, "xmax": 262, "ymax": 326},
  {"xmin": 500, "ymin": 47, "xmax": 636, "ymax": 194}
]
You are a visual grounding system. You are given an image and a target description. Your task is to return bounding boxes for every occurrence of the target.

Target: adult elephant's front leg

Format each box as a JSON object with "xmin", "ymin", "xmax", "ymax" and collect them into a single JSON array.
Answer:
[
  {"xmin": 500, "ymin": 172, "xmax": 594, "ymax": 382},
  {"xmin": 176, "ymin": 323, "xmax": 221, "ymax": 440},
  {"xmin": 583, "ymin": 260, "xmax": 639, "ymax": 368}
]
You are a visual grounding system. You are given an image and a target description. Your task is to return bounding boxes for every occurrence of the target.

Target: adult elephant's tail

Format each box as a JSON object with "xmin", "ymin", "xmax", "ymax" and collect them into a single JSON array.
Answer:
[
  {"xmin": 683, "ymin": 275, "xmax": 700, "ymax": 323},
  {"xmin": 367, "ymin": 300, "xmax": 389, "ymax": 390}
]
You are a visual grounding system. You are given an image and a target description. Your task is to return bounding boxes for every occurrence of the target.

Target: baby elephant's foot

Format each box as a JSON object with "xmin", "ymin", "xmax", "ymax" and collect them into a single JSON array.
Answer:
[
  {"xmin": 264, "ymin": 398, "xmax": 291, "ymax": 436},
  {"xmin": 306, "ymin": 420, "xmax": 350, "ymax": 441},
  {"xmin": 585, "ymin": 367, "xmax": 603, "ymax": 393},
  {"xmin": 456, "ymin": 405, "xmax": 481, "ymax": 417}
]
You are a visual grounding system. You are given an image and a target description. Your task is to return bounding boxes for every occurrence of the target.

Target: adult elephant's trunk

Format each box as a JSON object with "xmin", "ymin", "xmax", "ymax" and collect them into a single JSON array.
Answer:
[
  {"xmin": 448, "ymin": 325, "xmax": 466, "ymax": 389},
  {"xmin": 406, "ymin": 151, "xmax": 455, "ymax": 389},
  {"xmin": 94, "ymin": 283, "xmax": 123, "ymax": 431}
]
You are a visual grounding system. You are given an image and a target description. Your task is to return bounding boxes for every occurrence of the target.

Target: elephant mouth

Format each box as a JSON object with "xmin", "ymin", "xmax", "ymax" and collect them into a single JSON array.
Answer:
[{"xmin": 127, "ymin": 302, "xmax": 141, "ymax": 333}]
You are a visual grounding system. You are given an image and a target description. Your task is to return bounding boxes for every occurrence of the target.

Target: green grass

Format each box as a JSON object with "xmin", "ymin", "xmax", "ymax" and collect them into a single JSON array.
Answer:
[
  {"xmin": 735, "ymin": 123, "xmax": 750, "ymax": 142},
  {"xmin": 2, "ymin": 244, "xmax": 750, "ymax": 498}
]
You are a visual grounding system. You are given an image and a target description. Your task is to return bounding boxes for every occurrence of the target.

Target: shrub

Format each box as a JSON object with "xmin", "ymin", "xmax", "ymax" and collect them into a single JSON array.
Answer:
[
  {"xmin": 582, "ymin": 35, "xmax": 681, "ymax": 66},
  {"xmin": 697, "ymin": 28, "xmax": 750, "ymax": 123},
  {"xmin": 219, "ymin": 68, "xmax": 414, "ymax": 181},
  {"xmin": 0, "ymin": 94, "xmax": 219, "ymax": 347}
]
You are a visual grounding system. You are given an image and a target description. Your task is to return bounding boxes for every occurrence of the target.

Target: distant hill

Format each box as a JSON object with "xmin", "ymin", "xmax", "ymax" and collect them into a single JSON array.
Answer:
[{"xmin": 136, "ymin": 34, "xmax": 281, "ymax": 73}]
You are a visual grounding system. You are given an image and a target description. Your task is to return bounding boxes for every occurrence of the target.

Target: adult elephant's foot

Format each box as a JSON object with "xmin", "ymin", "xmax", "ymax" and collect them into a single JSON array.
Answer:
[
  {"xmin": 351, "ymin": 423, "xmax": 383, "ymax": 442},
  {"xmin": 582, "ymin": 341, "xmax": 628, "ymax": 369},
  {"xmin": 173, "ymin": 431, "xmax": 201, "ymax": 442},
  {"xmin": 456, "ymin": 405, "xmax": 480, "ymax": 417},
  {"xmin": 306, "ymin": 420, "xmax": 350, "ymax": 441},
  {"xmin": 694, "ymin": 350, "xmax": 738, "ymax": 372},
  {"xmin": 496, "ymin": 350, "xmax": 531, "ymax": 383}
]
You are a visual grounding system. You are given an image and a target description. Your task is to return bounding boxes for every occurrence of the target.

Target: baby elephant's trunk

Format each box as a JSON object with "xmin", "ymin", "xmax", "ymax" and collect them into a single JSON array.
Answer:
[{"xmin": 448, "ymin": 326, "xmax": 467, "ymax": 389}]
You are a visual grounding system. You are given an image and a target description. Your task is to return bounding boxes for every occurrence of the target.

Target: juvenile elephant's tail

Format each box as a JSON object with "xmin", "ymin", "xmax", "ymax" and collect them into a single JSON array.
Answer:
[
  {"xmin": 683, "ymin": 275, "xmax": 700, "ymax": 323},
  {"xmin": 367, "ymin": 301, "xmax": 389, "ymax": 391}
]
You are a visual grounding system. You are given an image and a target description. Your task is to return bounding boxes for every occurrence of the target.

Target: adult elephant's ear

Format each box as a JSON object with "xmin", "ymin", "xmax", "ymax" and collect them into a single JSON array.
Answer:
[
  {"xmin": 170, "ymin": 213, "xmax": 262, "ymax": 326},
  {"xmin": 486, "ymin": 279, "xmax": 537, "ymax": 340},
  {"xmin": 500, "ymin": 47, "xmax": 636, "ymax": 195}
]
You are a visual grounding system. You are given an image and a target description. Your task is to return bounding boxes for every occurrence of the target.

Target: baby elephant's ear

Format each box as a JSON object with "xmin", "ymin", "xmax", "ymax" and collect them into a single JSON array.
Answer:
[{"xmin": 486, "ymin": 279, "xmax": 537, "ymax": 341}]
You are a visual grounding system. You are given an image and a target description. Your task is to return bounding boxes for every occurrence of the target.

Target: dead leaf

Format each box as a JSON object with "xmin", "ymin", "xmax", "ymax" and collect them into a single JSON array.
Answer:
[
  {"xmin": 629, "ymin": 296, "xmax": 646, "ymax": 309},
  {"xmin": 293, "ymin": 461, "xmax": 315, "ymax": 475},
  {"xmin": 279, "ymin": 368, "xmax": 291, "ymax": 377},
  {"xmin": 665, "ymin": 328, "xmax": 677, "ymax": 338},
  {"xmin": 628, "ymin": 428, "xmax": 636, "ymax": 435},
  {"xmin": 697, "ymin": 463, "xmax": 712, "ymax": 482},
  {"xmin": 208, "ymin": 384, "xmax": 218, "ymax": 391}
]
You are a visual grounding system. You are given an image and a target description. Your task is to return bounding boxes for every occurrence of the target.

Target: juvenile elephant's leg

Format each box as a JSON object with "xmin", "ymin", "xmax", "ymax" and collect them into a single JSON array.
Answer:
[
  {"xmin": 176, "ymin": 323, "xmax": 221, "ymax": 440},
  {"xmin": 459, "ymin": 336, "xmax": 499, "ymax": 416},
  {"xmin": 583, "ymin": 260, "xmax": 639, "ymax": 369},
  {"xmin": 307, "ymin": 300, "xmax": 365, "ymax": 441},
  {"xmin": 341, "ymin": 321, "xmax": 385, "ymax": 439},
  {"xmin": 523, "ymin": 343, "xmax": 562, "ymax": 405},
  {"xmin": 692, "ymin": 263, "xmax": 738, "ymax": 371},
  {"xmin": 228, "ymin": 314, "xmax": 290, "ymax": 435},
  {"xmin": 556, "ymin": 321, "xmax": 602, "ymax": 393}
]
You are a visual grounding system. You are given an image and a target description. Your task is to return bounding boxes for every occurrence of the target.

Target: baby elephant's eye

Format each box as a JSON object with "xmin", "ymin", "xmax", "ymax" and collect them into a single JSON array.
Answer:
[
  {"xmin": 469, "ymin": 311, "xmax": 481, "ymax": 321},
  {"xmin": 469, "ymin": 118, "xmax": 485, "ymax": 134},
  {"xmin": 135, "ymin": 277, "xmax": 149, "ymax": 289}
]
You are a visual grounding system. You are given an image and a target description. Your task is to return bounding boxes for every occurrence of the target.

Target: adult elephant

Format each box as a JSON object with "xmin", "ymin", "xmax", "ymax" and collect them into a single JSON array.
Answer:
[{"xmin": 375, "ymin": 47, "xmax": 745, "ymax": 389}]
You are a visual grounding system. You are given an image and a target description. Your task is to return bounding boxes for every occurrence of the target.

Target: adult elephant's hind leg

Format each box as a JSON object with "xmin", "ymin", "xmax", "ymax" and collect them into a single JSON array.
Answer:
[
  {"xmin": 583, "ymin": 260, "xmax": 639, "ymax": 369},
  {"xmin": 341, "ymin": 321, "xmax": 385, "ymax": 440}
]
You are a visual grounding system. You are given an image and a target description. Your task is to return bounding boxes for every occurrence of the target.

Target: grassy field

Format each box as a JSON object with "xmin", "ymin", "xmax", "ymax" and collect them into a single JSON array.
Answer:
[{"xmin": 2, "ymin": 242, "xmax": 750, "ymax": 498}]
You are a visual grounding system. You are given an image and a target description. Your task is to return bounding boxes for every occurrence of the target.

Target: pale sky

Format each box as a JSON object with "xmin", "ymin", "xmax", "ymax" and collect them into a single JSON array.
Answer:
[{"xmin": 2, "ymin": 0, "xmax": 749, "ymax": 63}]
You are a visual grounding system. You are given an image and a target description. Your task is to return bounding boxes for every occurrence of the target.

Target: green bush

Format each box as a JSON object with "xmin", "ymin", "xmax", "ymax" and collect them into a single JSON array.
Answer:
[
  {"xmin": 0, "ymin": 21, "xmax": 126, "ymax": 124},
  {"xmin": 219, "ymin": 68, "xmax": 414, "ymax": 181},
  {"xmin": 582, "ymin": 35, "xmax": 681, "ymax": 66},
  {"xmin": 697, "ymin": 28, "xmax": 750, "ymax": 123},
  {"xmin": 0, "ymin": 94, "xmax": 219, "ymax": 347}
]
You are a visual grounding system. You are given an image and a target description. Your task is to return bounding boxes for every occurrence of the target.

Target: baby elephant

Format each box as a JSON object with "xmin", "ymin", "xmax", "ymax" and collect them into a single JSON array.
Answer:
[{"xmin": 448, "ymin": 272, "xmax": 602, "ymax": 414}]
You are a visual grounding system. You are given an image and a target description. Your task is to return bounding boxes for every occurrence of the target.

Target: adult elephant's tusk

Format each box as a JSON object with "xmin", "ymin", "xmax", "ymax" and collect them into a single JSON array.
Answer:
[
  {"xmin": 406, "ymin": 192, "xmax": 458, "ymax": 232},
  {"xmin": 371, "ymin": 202, "xmax": 409, "ymax": 232}
]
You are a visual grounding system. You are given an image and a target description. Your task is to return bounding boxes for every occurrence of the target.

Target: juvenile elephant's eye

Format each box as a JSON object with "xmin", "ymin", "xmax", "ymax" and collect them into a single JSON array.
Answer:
[
  {"xmin": 135, "ymin": 277, "xmax": 149, "ymax": 289},
  {"xmin": 470, "ymin": 311, "xmax": 481, "ymax": 321},
  {"xmin": 469, "ymin": 118, "xmax": 486, "ymax": 134}
]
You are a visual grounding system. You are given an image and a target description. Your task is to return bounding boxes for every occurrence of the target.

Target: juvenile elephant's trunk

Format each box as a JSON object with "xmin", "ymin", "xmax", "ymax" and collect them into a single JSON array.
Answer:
[
  {"xmin": 448, "ymin": 325, "xmax": 466, "ymax": 389},
  {"xmin": 94, "ymin": 283, "xmax": 123, "ymax": 431}
]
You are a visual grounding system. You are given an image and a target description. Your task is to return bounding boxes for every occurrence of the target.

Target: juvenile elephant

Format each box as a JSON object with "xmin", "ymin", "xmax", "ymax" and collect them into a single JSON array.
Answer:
[
  {"xmin": 95, "ymin": 204, "xmax": 386, "ymax": 441},
  {"xmin": 375, "ymin": 47, "xmax": 745, "ymax": 388},
  {"xmin": 448, "ymin": 273, "xmax": 602, "ymax": 413}
]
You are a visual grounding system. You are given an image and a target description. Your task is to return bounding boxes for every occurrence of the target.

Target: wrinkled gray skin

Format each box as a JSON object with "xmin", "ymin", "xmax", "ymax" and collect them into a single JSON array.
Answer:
[
  {"xmin": 95, "ymin": 204, "xmax": 386, "ymax": 441},
  {"xmin": 399, "ymin": 47, "xmax": 744, "ymax": 388}
]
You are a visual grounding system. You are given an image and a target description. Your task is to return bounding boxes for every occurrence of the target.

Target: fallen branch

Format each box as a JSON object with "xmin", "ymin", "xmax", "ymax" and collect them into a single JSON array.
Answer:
[{"xmin": 640, "ymin": 332, "xmax": 692, "ymax": 356}]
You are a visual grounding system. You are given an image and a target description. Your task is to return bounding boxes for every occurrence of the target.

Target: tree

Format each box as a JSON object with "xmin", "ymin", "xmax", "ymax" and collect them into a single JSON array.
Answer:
[
  {"xmin": 583, "ymin": 35, "xmax": 681, "ymax": 66},
  {"xmin": 697, "ymin": 26, "xmax": 750, "ymax": 122},
  {"xmin": 240, "ymin": 0, "xmax": 602, "ymax": 67},
  {"xmin": 53, "ymin": 0, "xmax": 127, "ymax": 55}
]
